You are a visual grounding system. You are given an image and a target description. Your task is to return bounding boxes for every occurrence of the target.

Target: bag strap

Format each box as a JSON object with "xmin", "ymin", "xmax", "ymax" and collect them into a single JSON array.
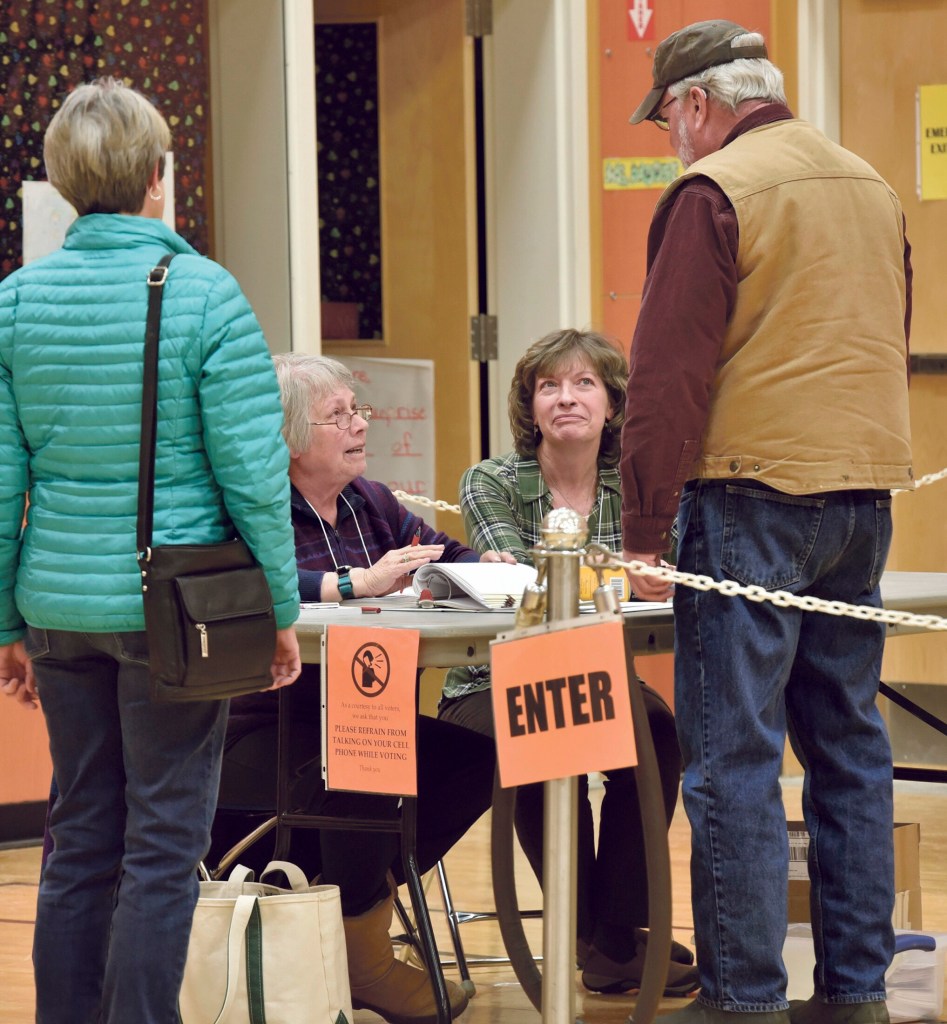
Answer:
[
  {"xmin": 205, "ymin": 893, "xmax": 257, "ymax": 1024},
  {"xmin": 136, "ymin": 253, "xmax": 177, "ymax": 560},
  {"xmin": 225, "ymin": 864, "xmax": 256, "ymax": 885},
  {"xmin": 259, "ymin": 860, "xmax": 310, "ymax": 892}
]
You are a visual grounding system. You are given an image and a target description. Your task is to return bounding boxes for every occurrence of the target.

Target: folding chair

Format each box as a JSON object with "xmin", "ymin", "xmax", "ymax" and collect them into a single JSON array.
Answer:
[
  {"xmin": 432, "ymin": 855, "xmax": 542, "ymax": 996},
  {"xmin": 200, "ymin": 811, "xmax": 278, "ymax": 880}
]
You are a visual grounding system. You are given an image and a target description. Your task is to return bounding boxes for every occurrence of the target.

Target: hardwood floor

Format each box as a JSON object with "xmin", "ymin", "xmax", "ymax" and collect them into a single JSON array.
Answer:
[{"xmin": 1, "ymin": 777, "xmax": 945, "ymax": 1023}]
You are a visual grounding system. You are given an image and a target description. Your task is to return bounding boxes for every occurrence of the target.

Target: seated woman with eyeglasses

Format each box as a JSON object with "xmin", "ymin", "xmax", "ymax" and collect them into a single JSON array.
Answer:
[{"xmin": 214, "ymin": 353, "xmax": 512, "ymax": 1024}]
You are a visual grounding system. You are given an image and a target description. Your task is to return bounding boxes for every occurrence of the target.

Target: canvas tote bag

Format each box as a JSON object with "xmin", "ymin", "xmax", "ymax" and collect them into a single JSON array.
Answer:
[{"xmin": 179, "ymin": 861, "xmax": 352, "ymax": 1024}]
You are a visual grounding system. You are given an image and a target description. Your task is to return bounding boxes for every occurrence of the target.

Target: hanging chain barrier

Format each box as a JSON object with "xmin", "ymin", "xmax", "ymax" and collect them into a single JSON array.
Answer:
[
  {"xmin": 582, "ymin": 543, "xmax": 947, "ymax": 633},
  {"xmin": 393, "ymin": 475, "xmax": 947, "ymax": 634},
  {"xmin": 395, "ymin": 465, "xmax": 946, "ymax": 520},
  {"xmin": 393, "ymin": 491, "xmax": 464, "ymax": 515}
]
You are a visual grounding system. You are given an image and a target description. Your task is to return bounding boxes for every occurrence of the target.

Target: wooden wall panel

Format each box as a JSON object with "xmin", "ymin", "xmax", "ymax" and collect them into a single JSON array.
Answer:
[
  {"xmin": 840, "ymin": 2, "xmax": 947, "ymax": 683},
  {"xmin": 840, "ymin": 0, "xmax": 947, "ymax": 357}
]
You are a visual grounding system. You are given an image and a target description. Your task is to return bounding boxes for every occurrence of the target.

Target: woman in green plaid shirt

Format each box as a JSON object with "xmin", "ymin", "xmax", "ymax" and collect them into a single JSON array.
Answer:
[{"xmin": 438, "ymin": 328, "xmax": 697, "ymax": 996}]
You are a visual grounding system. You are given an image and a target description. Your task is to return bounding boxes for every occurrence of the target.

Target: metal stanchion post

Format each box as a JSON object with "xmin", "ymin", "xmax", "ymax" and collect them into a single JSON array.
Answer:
[
  {"xmin": 493, "ymin": 534, "xmax": 673, "ymax": 1023},
  {"xmin": 539, "ymin": 509, "xmax": 587, "ymax": 1024}
]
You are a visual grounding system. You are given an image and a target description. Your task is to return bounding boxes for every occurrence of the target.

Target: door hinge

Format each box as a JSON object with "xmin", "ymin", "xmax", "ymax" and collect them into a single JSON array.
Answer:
[
  {"xmin": 465, "ymin": 0, "xmax": 493, "ymax": 38},
  {"xmin": 470, "ymin": 314, "xmax": 498, "ymax": 362}
]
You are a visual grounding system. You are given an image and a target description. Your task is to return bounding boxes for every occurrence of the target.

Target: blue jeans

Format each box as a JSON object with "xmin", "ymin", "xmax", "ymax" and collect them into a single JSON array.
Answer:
[
  {"xmin": 674, "ymin": 480, "xmax": 895, "ymax": 1011},
  {"xmin": 27, "ymin": 628, "xmax": 229, "ymax": 1024}
]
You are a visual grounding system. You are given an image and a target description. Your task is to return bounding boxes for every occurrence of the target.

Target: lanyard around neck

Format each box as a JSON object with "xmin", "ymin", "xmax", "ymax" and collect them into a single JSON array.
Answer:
[{"xmin": 304, "ymin": 492, "xmax": 371, "ymax": 570}]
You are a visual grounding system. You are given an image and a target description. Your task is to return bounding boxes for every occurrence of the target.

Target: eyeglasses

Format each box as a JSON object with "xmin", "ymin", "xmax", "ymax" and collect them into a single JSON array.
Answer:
[
  {"xmin": 310, "ymin": 405, "xmax": 373, "ymax": 430},
  {"xmin": 650, "ymin": 95, "xmax": 677, "ymax": 131}
]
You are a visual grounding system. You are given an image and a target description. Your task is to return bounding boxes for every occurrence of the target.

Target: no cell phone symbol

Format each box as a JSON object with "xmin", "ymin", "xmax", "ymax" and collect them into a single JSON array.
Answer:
[{"xmin": 351, "ymin": 642, "xmax": 391, "ymax": 697}]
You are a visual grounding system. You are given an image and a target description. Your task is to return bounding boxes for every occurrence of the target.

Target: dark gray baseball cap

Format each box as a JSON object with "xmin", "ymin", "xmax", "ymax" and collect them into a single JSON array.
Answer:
[{"xmin": 630, "ymin": 19, "xmax": 767, "ymax": 124}]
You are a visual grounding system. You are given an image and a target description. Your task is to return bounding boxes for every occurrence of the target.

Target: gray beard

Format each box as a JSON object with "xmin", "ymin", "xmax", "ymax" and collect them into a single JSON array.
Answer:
[{"xmin": 678, "ymin": 117, "xmax": 696, "ymax": 168}]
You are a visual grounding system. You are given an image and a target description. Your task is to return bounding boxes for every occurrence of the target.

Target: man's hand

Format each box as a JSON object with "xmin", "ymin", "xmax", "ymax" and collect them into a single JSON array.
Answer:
[
  {"xmin": 0, "ymin": 640, "xmax": 38, "ymax": 709},
  {"xmin": 623, "ymin": 550, "xmax": 675, "ymax": 602},
  {"xmin": 266, "ymin": 627, "xmax": 302, "ymax": 691}
]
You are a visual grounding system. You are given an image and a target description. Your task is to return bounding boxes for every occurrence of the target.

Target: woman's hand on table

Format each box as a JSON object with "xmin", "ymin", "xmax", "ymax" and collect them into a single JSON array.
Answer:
[
  {"xmin": 355, "ymin": 544, "xmax": 445, "ymax": 597},
  {"xmin": 479, "ymin": 550, "xmax": 517, "ymax": 564}
]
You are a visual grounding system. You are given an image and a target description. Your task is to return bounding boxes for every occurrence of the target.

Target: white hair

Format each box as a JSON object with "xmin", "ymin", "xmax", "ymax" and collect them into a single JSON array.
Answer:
[
  {"xmin": 272, "ymin": 352, "xmax": 357, "ymax": 455},
  {"xmin": 669, "ymin": 34, "xmax": 786, "ymax": 113}
]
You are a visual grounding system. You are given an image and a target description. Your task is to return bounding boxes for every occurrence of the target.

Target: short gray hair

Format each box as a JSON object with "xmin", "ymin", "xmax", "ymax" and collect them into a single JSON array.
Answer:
[
  {"xmin": 273, "ymin": 352, "xmax": 358, "ymax": 455},
  {"xmin": 44, "ymin": 78, "xmax": 170, "ymax": 216},
  {"xmin": 669, "ymin": 34, "xmax": 785, "ymax": 112}
]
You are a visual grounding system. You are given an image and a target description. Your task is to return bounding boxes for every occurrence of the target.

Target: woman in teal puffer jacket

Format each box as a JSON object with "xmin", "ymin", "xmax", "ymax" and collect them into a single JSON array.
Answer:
[{"xmin": 0, "ymin": 79, "xmax": 301, "ymax": 1024}]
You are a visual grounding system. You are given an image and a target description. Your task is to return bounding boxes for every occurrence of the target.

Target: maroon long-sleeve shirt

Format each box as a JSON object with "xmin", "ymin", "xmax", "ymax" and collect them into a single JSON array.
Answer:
[{"xmin": 619, "ymin": 103, "xmax": 912, "ymax": 553}]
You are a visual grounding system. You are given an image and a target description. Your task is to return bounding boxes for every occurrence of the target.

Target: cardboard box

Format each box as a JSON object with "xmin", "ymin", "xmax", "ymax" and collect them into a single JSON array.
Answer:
[
  {"xmin": 787, "ymin": 821, "xmax": 922, "ymax": 929},
  {"xmin": 784, "ymin": 926, "xmax": 946, "ymax": 1022}
]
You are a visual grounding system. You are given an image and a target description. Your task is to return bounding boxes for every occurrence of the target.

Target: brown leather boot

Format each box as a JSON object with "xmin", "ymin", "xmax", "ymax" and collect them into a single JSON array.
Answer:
[{"xmin": 342, "ymin": 890, "xmax": 469, "ymax": 1024}]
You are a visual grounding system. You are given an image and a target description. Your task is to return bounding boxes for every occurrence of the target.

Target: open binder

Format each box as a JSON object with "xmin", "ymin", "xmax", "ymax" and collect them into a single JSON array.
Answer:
[{"xmin": 412, "ymin": 562, "xmax": 538, "ymax": 611}]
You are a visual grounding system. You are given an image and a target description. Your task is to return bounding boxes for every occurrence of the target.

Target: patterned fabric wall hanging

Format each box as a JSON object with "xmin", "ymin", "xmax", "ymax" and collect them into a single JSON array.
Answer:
[
  {"xmin": 0, "ymin": 0, "xmax": 212, "ymax": 281},
  {"xmin": 315, "ymin": 21, "xmax": 383, "ymax": 340}
]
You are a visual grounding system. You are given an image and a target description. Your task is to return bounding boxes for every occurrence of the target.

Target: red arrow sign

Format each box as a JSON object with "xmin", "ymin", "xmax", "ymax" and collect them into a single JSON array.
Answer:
[{"xmin": 628, "ymin": 0, "xmax": 655, "ymax": 41}]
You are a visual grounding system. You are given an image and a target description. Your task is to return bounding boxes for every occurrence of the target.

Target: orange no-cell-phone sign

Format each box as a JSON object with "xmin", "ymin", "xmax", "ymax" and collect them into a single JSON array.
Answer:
[
  {"xmin": 322, "ymin": 624, "xmax": 419, "ymax": 796},
  {"xmin": 490, "ymin": 617, "xmax": 636, "ymax": 788}
]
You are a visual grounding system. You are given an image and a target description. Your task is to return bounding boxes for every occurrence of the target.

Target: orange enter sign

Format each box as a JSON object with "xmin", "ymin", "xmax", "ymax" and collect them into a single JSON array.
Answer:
[{"xmin": 490, "ymin": 618, "xmax": 636, "ymax": 788}]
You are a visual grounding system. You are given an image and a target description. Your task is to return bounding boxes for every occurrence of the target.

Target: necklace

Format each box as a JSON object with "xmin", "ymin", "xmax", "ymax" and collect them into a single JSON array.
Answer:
[
  {"xmin": 538, "ymin": 460, "xmax": 604, "ymax": 545},
  {"xmin": 547, "ymin": 481, "xmax": 599, "ymax": 517},
  {"xmin": 541, "ymin": 463, "xmax": 599, "ymax": 517},
  {"xmin": 305, "ymin": 492, "xmax": 371, "ymax": 570}
]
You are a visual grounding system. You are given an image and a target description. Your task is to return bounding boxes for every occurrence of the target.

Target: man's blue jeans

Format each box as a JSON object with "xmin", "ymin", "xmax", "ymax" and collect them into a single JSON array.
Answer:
[
  {"xmin": 26, "ymin": 628, "xmax": 228, "ymax": 1024},
  {"xmin": 674, "ymin": 480, "xmax": 895, "ymax": 1011}
]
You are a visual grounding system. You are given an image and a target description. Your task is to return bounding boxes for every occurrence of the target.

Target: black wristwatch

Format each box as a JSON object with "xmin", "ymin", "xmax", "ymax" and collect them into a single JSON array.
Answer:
[{"xmin": 336, "ymin": 566, "xmax": 355, "ymax": 600}]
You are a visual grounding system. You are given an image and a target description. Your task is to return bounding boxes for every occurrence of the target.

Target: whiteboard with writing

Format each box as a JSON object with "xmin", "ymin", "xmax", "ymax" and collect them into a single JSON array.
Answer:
[{"xmin": 345, "ymin": 356, "xmax": 435, "ymax": 513}]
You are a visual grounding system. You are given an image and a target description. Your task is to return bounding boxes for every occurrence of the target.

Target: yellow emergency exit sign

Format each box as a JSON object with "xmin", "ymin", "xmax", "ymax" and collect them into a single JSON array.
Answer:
[{"xmin": 917, "ymin": 84, "xmax": 947, "ymax": 201}]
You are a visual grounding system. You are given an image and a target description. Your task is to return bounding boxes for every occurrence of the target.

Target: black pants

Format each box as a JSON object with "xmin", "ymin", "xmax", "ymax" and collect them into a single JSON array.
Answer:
[
  {"xmin": 213, "ymin": 666, "xmax": 496, "ymax": 916},
  {"xmin": 438, "ymin": 681, "xmax": 681, "ymax": 961}
]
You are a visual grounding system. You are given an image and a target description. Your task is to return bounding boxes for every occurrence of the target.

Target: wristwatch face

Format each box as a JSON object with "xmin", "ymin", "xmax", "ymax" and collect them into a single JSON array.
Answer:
[{"xmin": 337, "ymin": 565, "xmax": 352, "ymax": 574}]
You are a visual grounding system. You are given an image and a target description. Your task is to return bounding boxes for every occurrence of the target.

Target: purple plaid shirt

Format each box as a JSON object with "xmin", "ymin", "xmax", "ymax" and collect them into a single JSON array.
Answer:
[{"xmin": 292, "ymin": 477, "xmax": 479, "ymax": 601}]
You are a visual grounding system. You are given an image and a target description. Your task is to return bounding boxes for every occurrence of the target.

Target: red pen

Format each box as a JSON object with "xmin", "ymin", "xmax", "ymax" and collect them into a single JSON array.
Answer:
[{"xmin": 411, "ymin": 525, "xmax": 422, "ymax": 546}]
